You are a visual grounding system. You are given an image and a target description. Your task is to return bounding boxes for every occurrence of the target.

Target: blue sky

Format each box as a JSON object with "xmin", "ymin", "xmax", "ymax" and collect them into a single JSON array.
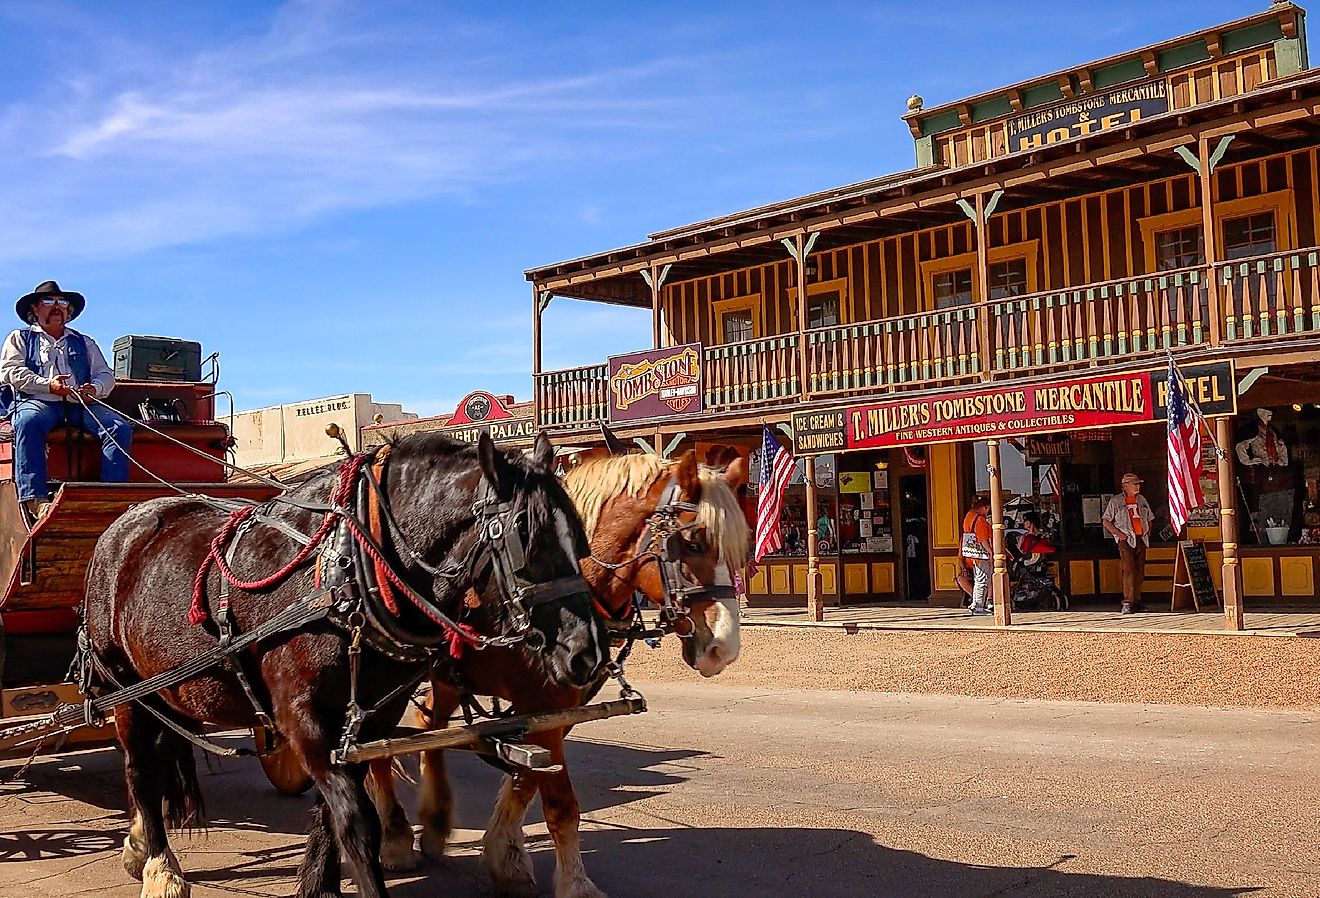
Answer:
[{"xmin": 0, "ymin": 1, "xmax": 1301, "ymax": 417}]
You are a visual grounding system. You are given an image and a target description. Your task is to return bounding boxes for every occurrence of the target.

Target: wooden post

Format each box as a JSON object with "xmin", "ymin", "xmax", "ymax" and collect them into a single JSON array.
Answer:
[
  {"xmin": 795, "ymin": 232, "xmax": 811, "ymax": 401},
  {"xmin": 987, "ymin": 438, "xmax": 1012, "ymax": 626},
  {"xmin": 649, "ymin": 263, "xmax": 662, "ymax": 349},
  {"xmin": 805, "ymin": 455, "xmax": 824, "ymax": 621},
  {"xmin": 532, "ymin": 284, "xmax": 544, "ymax": 428},
  {"xmin": 973, "ymin": 192, "xmax": 992, "ymax": 380},
  {"xmin": 1217, "ymin": 415, "xmax": 1244, "ymax": 630},
  {"xmin": 1198, "ymin": 136, "xmax": 1223, "ymax": 346}
]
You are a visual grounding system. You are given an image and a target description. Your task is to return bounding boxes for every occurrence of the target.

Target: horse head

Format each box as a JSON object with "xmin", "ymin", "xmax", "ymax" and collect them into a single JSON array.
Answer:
[
  {"xmin": 388, "ymin": 430, "xmax": 606, "ymax": 688},
  {"xmin": 566, "ymin": 449, "xmax": 750, "ymax": 678}
]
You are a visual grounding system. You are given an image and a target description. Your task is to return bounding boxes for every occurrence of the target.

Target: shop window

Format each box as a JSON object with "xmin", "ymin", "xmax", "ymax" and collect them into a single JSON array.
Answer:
[
  {"xmin": 933, "ymin": 268, "xmax": 974, "ymax": 308},
  {"xmin": 1154, "ymin": 226, "xmax": 1204, "ymax": 271}
]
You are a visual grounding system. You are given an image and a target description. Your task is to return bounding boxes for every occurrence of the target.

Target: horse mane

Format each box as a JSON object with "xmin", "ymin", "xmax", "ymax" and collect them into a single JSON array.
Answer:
[{"xmin": 563, "ymin": 454, "xmax": 749, "ymax": 570}]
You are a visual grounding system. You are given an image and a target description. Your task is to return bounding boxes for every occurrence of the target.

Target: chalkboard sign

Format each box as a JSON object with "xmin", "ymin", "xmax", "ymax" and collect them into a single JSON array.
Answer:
[{"xmin": 1171, "ymin": 540, "xmax": 1220, "ymax": 612}]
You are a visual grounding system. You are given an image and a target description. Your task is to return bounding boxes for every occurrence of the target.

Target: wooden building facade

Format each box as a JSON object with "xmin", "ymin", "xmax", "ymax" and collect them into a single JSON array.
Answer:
[{"xmin": 527, "ymin": 4, "xmax": 1320, "ymax": 626}]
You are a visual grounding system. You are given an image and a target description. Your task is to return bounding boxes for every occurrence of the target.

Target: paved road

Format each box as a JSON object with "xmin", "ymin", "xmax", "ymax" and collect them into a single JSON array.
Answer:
[{"xmin": 2, "ymin": 682, "xmax": 1318, "ymax": 897}]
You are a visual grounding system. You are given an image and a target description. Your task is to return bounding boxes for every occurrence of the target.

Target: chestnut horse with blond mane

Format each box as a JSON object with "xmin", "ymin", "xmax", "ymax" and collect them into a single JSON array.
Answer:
[{"xmin": 368, "ymin": 448, "xmax": 751, "ymax": 897}]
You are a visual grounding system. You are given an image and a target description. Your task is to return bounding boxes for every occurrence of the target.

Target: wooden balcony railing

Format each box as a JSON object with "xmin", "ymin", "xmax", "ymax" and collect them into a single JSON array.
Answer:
[
  {"xmin": 535, "ymin": 363, "xmax": 607, "ymax": 428},
  {"xmin": 704, "ymin": 335, "xmax": 799, "ymax": 408},
  {"xmin": 989, "ymin": 266, "xmax": 1209, "ymax": 375},
  {"xmin": 535, "ymin": 247, "xmax": 1320, "ymax": 431},
  {"xmin": 808, "ymin": 307, "xmax": 981, "ymax": 397},
  {"xmin": 1219, "ymin": 247, "xmax": 1320, "ymax": 341}
]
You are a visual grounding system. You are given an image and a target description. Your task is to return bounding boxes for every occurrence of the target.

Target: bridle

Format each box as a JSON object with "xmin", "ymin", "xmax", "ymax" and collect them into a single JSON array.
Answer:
[{"xmin": 590, "ymin": 474, "xmax": 736, "ymax": 639}]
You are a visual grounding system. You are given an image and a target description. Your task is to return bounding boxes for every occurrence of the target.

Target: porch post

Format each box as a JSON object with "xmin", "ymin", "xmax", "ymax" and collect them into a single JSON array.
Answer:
[
  {"xmin": 641, "ymin": 263, "xmax": 672, "ymax": 350},
  {"xmin": 805, "ymin": 455, "xmax": 824, "ymax": 621},
  {"xmin": 533, "ymin": 284, "xmax": 545, "ymax": 428},
  {"xmin": 987, "ymin": 438, "xmax": 1012, "ymax": 626},
  {"xmin": 1198, "ymin": 136, "xmax": 1223, "ymax": 346},
  {"xmin": 794, "ymin": 233, "xmax": 811, "ymax": 401},
  {"xmin": 973, "ymin": 191, "xmax": 992, "ymax": 381},
  {"xmin": 1217, "ymin": 415, "xmax": 1245, "ymax": 630}
]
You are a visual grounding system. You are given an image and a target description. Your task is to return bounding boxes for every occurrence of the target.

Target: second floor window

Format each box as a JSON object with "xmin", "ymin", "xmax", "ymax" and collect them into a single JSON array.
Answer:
[
  {"xmin": 721, "ymin": 307, "xmax": 755, "ymax": 344},
  {"xmin": 1154, "ymin": 226, "xmax": 1205, "ymax": 271},
  {"xmin": 933, "ymin": 268, "xmax": 974, "ymax": 308},
  {"xmin": 987, "ymin": 258, "xmax": 1029, "ymax": 300},
  {"xmin": 1223, "ymin": 212, "xmax": 1276, "ymax": 260},
  {"xmin": 807, "ymin": 289, "xmax": 842, "ymax": 329}
]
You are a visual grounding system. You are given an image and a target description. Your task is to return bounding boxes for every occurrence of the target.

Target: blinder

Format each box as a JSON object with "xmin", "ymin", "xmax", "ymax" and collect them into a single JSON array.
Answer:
[{"xmin": 640, "ymin": 476, "xmax": 736, "ymax": 637}]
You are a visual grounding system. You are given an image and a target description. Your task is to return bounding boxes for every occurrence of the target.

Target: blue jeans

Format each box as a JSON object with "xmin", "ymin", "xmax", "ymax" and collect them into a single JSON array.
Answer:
[{"xmin": 11, "ymin": 399, "xmax": 133, "ymax": 500}]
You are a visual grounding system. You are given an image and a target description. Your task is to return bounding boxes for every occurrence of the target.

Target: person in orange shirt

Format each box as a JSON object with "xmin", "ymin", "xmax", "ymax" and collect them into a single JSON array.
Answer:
[
  {"xmin": 1102, "ymin": 472, "xmax": 1156, "ymax": 614},
  {"xmin": 958, "ymin": 495, "xmax": 994, "ymax": 615}
]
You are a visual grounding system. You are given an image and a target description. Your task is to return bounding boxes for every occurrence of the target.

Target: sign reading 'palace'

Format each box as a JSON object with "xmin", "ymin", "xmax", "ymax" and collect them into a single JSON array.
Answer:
[
  {"xmin": 608, "ymin": 343, "xmax": 703, "ymax": 423},
  {"xmin": 791, "ymin": 362, "xmax": 1234, "ymax": 455},
  {"xmin": 1007, "ymin": 80, "xmax": 1169, "ymax": 153}
]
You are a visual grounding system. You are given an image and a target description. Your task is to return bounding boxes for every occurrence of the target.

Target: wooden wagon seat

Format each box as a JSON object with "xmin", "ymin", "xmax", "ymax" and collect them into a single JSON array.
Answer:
[{"xmin": 0, "ymin": 421, "xmax": 232, "ymax": 485}]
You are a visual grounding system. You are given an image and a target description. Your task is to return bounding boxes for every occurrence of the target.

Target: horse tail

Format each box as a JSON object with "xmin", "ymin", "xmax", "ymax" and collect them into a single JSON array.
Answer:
[{"xmin": 155, "ymin": 725, "xmax": 207, "ymax": 830}]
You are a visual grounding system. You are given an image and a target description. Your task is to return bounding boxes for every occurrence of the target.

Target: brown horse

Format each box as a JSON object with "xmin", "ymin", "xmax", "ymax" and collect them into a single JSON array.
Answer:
[
  {"xmin": 82, "ymin": 431, "xmax": 606, "ymax": 898},
  {"xmin": 368, "ymin": 448, "xmax": 750, "ymax": 898}
]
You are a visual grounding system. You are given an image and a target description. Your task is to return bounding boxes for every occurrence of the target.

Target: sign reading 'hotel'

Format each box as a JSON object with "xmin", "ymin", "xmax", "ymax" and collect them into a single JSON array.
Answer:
[
  {"xmin": 1007, "ymin": 80, "xmax": 1169, "ymax": 153},
  {"xmin": 791, "ymin": 362, "xmax": 1234, "ymax": 455}
]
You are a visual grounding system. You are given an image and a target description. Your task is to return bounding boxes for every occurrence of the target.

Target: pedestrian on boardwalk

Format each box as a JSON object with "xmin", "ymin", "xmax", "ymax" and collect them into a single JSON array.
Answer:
[
  {"xmin": 959, "ymin": 495, "xmax": 993, "ymax": 616},
  {"xmin": 1102, "ymin": 472, "xmax": 1155, "ymax": 614}
]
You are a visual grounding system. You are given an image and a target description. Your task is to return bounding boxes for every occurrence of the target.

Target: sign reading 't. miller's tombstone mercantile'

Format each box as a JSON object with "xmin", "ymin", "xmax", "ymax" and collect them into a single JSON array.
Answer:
[
  {"xmin": 1007, "ymin": 80, "xmax": 1169, "ymax": 153},
  {"xmin": 608, "ymin": 343, "xmax": 703, "ymax": 423},
  {"xmin": 791, "ymin": 362, "xmax": 1234, "ymax": 455}
]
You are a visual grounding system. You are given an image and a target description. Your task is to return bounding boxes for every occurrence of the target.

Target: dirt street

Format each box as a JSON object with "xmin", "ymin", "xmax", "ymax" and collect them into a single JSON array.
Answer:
[{"xmin": 2, "ymin": 677, "xmax": 1318, "ymax": 898}]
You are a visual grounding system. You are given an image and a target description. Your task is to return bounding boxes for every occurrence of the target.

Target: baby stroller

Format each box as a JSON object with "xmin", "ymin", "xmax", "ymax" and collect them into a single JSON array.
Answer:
[{"xmin": 1006, "ymin": 529, "xmax": 1070, "ymax": 611}]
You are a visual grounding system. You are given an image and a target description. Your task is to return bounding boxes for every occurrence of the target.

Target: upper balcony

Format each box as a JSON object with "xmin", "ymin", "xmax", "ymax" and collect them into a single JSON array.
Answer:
[{"xmin": 535, "ymin": 245, "xmax": 1320, "ymax": 433}]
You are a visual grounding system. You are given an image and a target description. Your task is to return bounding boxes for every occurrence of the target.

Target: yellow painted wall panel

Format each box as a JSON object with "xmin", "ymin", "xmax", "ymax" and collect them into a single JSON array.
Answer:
[
  {"xmin": 1147, "ymin": 547, "xmax": 1176, "ymax": 561},
  {"xmin": 770, "ymin": 565, "xmax": 791, "ymax": 595},
  {"xmin": 1241, "ymin": 557, "xmax": 1275, "ymax": 596},
  {"xmin": 844, "ymin": 564, "xmax": 869, "ymax": 595},
  {"xmin": 872, "ymin": 562, "xmax": 896, "ymax": 593},
  {"xmin": 929, "ymin": 444, "xmax": 961, "ymax": 549},
  {"xmin": 934, "ymin": 557, "xmax": 963, "ymax": 591},
  {"xmin": 793, "ymin": 565, "xmax": 807, "ymax": 595},
  {"xmin": 1280, "ymin": 555, "xmax": 1314, "ymax": 597},
  {"xmin": 821, "ymin": 563, "xmax": 837, "ymax": 596},
  {"xmin": 1207, "ymin": 552, "xmax": 1224, "ymax": 588},
  {"xmin": 749, "ymin": 567, "xmax": 768, "ymax": 595},
  {"xmin": 1069, "ymin": 561, "xmax": 1096, "ymax": 595},
  {"xmin": 1098, "ymin": 559, "xmax": 1122, "ymax": 594}
]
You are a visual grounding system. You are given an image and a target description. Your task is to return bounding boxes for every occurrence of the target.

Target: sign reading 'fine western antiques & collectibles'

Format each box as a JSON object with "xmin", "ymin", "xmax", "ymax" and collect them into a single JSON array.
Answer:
[
  {"xmin": 608, "ymin": 343, "xmax": 703, "ymax": 423},
  {"xmin": 791, "ymin": 362, "xmax": 1234, "ymax": 455},
  {"xmin": 1007, "ymin": 80, "xmax": 1169, "ymax": 153}
]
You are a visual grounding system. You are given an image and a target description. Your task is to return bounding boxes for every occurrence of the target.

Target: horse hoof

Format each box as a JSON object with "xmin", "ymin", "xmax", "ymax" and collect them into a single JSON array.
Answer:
[
  {"xmin": 420, "ymin": 824, "xmax": 450, "ymax": 859},
  {"xmin": 141, "ymin": 854, "xmax": 190, "ymax": 898},
  {"xmin": 483, "ymin": 840, "xmax": 536, "ymax": 897},
  {"xmin": 122, "ymin": 834, "xmax": 147, "ymax": 881},
  {"xmin": 379, "ymin": 838, "xmax": 421, "ymax": 872},
  {"xmin": 554, "ymin": 871, "xmax": 609, "ymax": 898}
]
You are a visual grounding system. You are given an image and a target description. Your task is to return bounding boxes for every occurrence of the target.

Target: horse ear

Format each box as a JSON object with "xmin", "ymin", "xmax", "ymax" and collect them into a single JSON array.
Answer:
[
  {"xmin": 675, "ymin": 449, "xmax": 702, "ymax": 503},
  {"xmin": 723, "ymin": 455, "xmax": 748, "ymax": 491},
  {"xmin": 532, "ymin": 430, "xmax": 555, "ymax": 470},
  {"xmin": 477, "ymin": 431, "xmax": 513, "ymax": 498}
]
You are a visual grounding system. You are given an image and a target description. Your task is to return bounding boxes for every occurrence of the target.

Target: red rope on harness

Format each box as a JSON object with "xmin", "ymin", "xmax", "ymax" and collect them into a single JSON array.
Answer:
[{"xmin": 189, "ymin": 456, "xmax": 368, "ymax": 626}]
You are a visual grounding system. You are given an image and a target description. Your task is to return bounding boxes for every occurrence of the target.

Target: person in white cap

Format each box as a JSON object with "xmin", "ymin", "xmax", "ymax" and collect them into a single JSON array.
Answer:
[{"xmin": 1101, "ymin": 472, "xmax": 1155, "ymax": 614}]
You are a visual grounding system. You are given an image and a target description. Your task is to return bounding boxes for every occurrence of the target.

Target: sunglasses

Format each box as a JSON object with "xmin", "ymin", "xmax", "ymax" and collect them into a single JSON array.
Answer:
[{"xmin": 39, "ymin": 298, "xmax": 71, "ymax": 307}]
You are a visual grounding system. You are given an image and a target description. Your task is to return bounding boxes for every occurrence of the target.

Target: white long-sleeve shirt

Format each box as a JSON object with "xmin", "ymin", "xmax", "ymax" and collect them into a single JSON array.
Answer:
[{"xmin": 0, "ymin": 325, "xmax": 116, "ymax": 402}]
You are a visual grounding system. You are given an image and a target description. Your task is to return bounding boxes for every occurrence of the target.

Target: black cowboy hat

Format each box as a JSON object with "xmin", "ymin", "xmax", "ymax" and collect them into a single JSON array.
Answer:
[{"xmin": 16, "ymin": 281, "xmax": 85, "ymax": 323}]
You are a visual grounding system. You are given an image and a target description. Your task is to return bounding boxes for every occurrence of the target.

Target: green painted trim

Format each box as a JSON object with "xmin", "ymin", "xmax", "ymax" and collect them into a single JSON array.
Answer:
[
  {"xmin": 1092, "ymin": 58, "xmax": 1146, "ymax": 89},
  {"xmin": 1158, "ymin": 39, "xmax": 1211, "ymax": 72},
  {"xmin": 970, "ymin": 96, "xmax": 1013, "ymax": 123},
  {"xmin": 1021, "ymin": 81, "xmax": 1064, "ymax": 108},
  {"xmin": 920, "ymin": 108, "xmax": 963, "ymax": 137},
  {"xmin": 1223, "ymin": 20, "xmax": 1285, "ymax": 55},
  {"xmin": 915, "ymin": 135, "xmax": 937, "ymax": 167}
]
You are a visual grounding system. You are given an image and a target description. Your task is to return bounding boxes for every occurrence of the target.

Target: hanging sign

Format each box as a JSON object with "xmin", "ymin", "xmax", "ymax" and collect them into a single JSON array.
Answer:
[
  {"xmin": 791, "ymin": 362, "xmax": 1234, "ymax": 456},
  {"xmin": 1007, "ymin": 80, "xmax": 1169, "ymax": 153},
  {"xmin": 608, "ymin": 343, "xmax": 703, "ymax": 422}
]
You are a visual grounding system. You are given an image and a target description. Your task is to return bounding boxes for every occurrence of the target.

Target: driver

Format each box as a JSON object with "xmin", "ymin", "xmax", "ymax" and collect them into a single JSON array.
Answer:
[{"xmin": 0, "ymin": 281, "xmax": 132, "ymax": 519}]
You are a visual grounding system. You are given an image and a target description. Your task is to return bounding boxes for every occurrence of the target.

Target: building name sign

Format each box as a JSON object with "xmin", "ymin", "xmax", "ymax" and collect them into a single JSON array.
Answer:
[
  {"xmin": 443, "ymin": 418, "xmax": 537, "ymax": 444},
  {"xmin": 1007, "ymin": 80, "xmax": 1168, "ymax": 153},
  {"xmin": 293, "ymin": 398, "xmax": 352, "ymax": 417},
  {"xmin": 608, "ymin": 343, "xmax": 703, "ymax": 423},
  {"xmin": 791, "ymin": 362, "xmax": 1234, "ymax": 455}
]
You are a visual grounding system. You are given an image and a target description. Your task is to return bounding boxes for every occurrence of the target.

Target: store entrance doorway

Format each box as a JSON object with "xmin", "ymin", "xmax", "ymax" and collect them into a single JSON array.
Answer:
[{"xmin": 900, "ymin": 474, "xmax": 931, "ymax": 601}]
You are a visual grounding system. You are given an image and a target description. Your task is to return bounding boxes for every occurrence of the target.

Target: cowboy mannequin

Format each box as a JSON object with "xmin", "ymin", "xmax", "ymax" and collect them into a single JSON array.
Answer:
[
  {"xmin": 1236, "ymin": 407, "xmax": 1295, "ymax": 539},
  {"xmin": 0, "ymin": 281, "xmax": 132, "ymax": 519}
]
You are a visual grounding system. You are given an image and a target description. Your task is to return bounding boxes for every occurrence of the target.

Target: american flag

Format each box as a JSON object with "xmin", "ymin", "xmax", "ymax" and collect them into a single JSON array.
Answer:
[
  {"xmin": 754, "ymin": 425, "xmax": 796, "ymax": 563},
  {"xmin": 1166, "ymin": 356, "xmax": 1206, "ymax": 535},
  {"xmin": 1044, "ymin": 464, "xmax": 1061, "ymax": 495}
]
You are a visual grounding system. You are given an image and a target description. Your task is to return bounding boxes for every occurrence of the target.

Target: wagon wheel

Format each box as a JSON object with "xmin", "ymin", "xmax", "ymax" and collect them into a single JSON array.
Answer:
[{"xmin": 253, "ymin": 728, "xmax": 313, "ymax": 796}]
